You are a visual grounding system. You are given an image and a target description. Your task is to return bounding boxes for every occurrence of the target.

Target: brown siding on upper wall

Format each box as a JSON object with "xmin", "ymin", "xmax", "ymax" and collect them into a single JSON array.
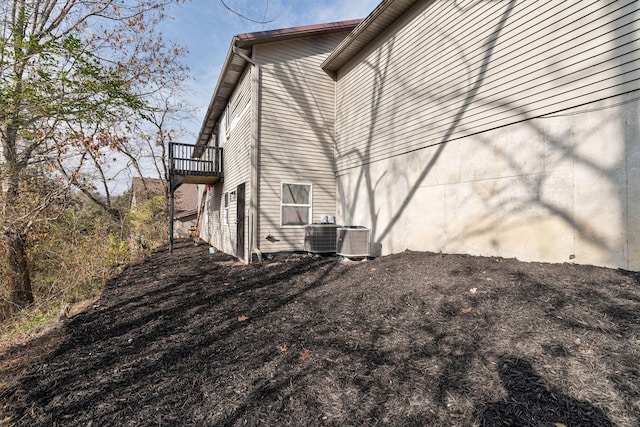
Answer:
[{"xmin": 255, "ymin": 32, "xmax": 349, "ymax": 252}]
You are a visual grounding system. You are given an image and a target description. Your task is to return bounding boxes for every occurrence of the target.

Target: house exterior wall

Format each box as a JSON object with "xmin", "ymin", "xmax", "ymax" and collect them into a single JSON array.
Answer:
[
  {"xmin": 174, "ymin": 215, "xmax": 197, "ymax": 238},
  {"xmin": 254, "ymin": 33, "xmax": 348, "ymax": 253},
  {"xmin": 200, "ymin": 67, "xmax": 252, "ymax": 261},
  {"xmin": 334, "ymin": 0, "xmax": 640, "ymax": 269}
]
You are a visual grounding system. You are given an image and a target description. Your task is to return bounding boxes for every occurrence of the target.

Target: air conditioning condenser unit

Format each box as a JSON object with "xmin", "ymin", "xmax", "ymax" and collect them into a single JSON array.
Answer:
[
  {"xmin": 336, "ymin": 226, "xmax": 370, "ymax": 258},
  {"xmin": 304, "ymin": 224, "xmax": 340, "ymax": 253}
]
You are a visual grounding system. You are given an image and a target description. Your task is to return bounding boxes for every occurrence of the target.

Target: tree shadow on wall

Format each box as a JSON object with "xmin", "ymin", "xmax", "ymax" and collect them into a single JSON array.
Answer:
[
  {"xmin": 342, "ymin": 0, "xmax": 517, "ymax": 248},
  {"xmin": 476, "ymin": 356, "xmax": 616, "ymax": 427}
]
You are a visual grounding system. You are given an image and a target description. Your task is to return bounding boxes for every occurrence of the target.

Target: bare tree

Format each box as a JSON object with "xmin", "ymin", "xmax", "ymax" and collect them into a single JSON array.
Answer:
[
  {"xmin": 0, "ymin": 0, "xmax": 187, "ymax": 311},
  {"xmin": 219, "ymin": 0, "xmax": 276, "ymax": 24}
]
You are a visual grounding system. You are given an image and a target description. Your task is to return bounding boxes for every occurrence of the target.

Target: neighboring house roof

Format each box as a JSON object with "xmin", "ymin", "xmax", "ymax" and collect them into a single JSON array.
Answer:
[
  {"xmin": 174, "ymin": 184, "xmax": 198, "ymax": 219},
  {"xmin": 175, "ymin": 184, "xmax": 198, "ymax": 219},
  {"xmin": 194, "ymin": 19, "xmax": 362, "ymax": 155},
  {"xmin": 131, "ymin": 177, "xmax": 165, "ymax": 207},
  {"xmin": 322, "ymin": 0, "xmax": 419, "ymax": 72},
  {"xmin": 131, "ymin": 177, "xmax": 198, "ymax": 218}
]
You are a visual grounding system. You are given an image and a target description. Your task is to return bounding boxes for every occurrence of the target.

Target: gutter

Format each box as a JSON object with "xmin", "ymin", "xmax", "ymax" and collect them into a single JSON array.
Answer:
[
  {"xmin": 193, "ymin": 42, "xmax": 239, "ymax": 157},
  {"xmin": 232, "ymin": 38, "xmax": 255, "ymax": 65},
  {"xmin": 322, "ymin": 0, "xmax": 419, "ymax": 72},
  {"xmin": 194, "ymin": 19, "xmax": 362, "ymax": 158}
]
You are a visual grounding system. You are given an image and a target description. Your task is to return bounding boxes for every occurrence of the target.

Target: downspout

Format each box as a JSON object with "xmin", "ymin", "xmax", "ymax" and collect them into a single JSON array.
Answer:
[
  {"xmin": 232, "ymin": 36, "xmax": 261, "ymax": 263},
  {"xmin": 232, "ymin": 37, "xmax": 255, "ymax": 66},
  {"xmin": 249, "ymin": 53, "xmax": 261, "ymax": 263},
  {"xmin": 332, "ymin": 70, "xmax": 339, "ymax": 223}
]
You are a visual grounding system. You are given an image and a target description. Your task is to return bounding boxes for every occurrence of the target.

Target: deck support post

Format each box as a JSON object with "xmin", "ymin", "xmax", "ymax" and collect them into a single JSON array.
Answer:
[
  {"xmin": 169, "ymin": 180, "xmax": 175, "ymax": 253},
  {"xmin": 166, "ymin": 141, "xmax": 222, "ymax": 254}
]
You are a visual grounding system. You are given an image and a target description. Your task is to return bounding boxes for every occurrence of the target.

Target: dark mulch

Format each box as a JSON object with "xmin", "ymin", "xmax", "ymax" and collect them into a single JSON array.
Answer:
[{"xmin": 1, "ymin": 239, "xmax": 639, "ymax": 426}]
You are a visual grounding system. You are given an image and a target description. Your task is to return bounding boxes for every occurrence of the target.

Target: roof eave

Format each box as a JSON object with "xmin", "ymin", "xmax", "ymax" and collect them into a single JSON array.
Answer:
[
  {"xmin": 235, "ymin": 19, "xmax": 363, "ymax": 47},
  {"xmin": 194, "ymin": 42, "xmax": 247, "ymax": 155},
  {"xmin": 322, "ymin": 0, "xmax": 420, "ymax": 73},
  {"xmin": 194, "ymin": 19, "xmax": 363, "ymax": 157}
]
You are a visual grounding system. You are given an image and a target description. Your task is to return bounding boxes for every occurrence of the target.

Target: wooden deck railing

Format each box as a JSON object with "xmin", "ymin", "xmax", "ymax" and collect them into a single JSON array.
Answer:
[{"xmin": 169, "ymin": 142, "xmax": 223, "ymax": 177}]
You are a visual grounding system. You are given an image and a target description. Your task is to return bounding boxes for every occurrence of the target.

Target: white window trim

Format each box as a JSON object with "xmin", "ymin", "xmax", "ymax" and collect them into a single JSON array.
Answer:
[
  {"xmin": 219, "ymin": 106, "xmax": 229, "ymax": 145},
  {"xmin": 223, "ymin": 191, "xmax": 229, "ymax": 225},
  {"xmin": 280, "ymin": 182, "xmax": 312, "ymax": 228},
  {"xmin": 229, "ymin": 102, "xmax": 250, "ymax": 133}
]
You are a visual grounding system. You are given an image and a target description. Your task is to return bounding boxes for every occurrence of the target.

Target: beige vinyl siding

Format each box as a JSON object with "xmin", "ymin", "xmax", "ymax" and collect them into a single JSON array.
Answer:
[
  {"xmin": 255, "ymin": 33, "xmax": 348, "ymax": 252},
  {"xmin": 335, "ymin": 0, "xmax": 640, "ymax": 171},
  {"xmin": 202, "ymin": 181, "xmax": 222, "ymax": 245},
  {"xmin": 201, "ymin": 67, "xmax": 252, "ymax": 260},
  {"xmin": 334, "ymin": 0, "xmax": 640, "ymax": 270}
]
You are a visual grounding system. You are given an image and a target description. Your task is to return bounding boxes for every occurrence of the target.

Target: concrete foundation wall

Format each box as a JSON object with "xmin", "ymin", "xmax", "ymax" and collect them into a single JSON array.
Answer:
[
  {"xmin": 334, "ymin": 0, "xmax": 640, "ymax": 270},
  {"xmin": 337, "ymin": 95, "xmax": 640, "ymax": 270}
]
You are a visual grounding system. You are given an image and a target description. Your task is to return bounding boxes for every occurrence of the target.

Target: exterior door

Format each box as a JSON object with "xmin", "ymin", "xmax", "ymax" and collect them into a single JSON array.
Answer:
[{"xmin": 236, "ymin": 183, "xmax": 245, "ymax": 260}]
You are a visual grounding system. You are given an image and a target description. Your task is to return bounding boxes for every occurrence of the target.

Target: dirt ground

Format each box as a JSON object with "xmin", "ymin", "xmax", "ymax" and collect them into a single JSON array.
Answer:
[{"xmin": 1, "ymin": 239, "xmax": 639, "ymax": 426}]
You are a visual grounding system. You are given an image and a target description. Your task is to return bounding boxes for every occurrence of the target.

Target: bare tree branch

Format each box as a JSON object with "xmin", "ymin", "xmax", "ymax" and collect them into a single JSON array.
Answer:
[{"xmin": 219, "ymin": 0, "xmax": 275, "ymax": 24}]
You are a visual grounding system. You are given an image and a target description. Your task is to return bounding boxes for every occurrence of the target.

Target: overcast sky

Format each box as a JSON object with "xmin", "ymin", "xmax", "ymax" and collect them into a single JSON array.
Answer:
[{"xmin": 160, "ymin": 0, "xmax": 380, "ymax": 141}]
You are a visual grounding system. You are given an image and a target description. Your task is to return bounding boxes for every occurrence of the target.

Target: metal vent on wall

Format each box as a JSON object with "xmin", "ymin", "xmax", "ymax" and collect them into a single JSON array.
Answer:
[
  {"xmin": 304, "ymin": 224, "xmax": 340, "ymax": 253},
  {"xmin": 336, "ymin": 226, "xmax": 370, "ymax": 257}
]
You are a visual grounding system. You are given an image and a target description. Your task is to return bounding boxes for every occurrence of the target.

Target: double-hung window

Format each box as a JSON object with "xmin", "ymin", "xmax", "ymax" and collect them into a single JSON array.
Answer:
[{"xmin": 281, "ymin": 183, "xmax": 312, "ymax": 227}]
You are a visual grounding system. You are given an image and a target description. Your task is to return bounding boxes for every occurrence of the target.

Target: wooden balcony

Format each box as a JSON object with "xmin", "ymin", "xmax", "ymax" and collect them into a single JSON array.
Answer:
[{"xmin": 169, "ymin": 142, "xmax": 223, "ymax": 187}]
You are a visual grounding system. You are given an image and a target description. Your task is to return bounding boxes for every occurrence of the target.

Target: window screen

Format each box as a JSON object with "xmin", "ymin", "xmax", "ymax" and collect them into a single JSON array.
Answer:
[{"xmin": 281, "ymin": 183, "xmax": 311, "ymax": 226}]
